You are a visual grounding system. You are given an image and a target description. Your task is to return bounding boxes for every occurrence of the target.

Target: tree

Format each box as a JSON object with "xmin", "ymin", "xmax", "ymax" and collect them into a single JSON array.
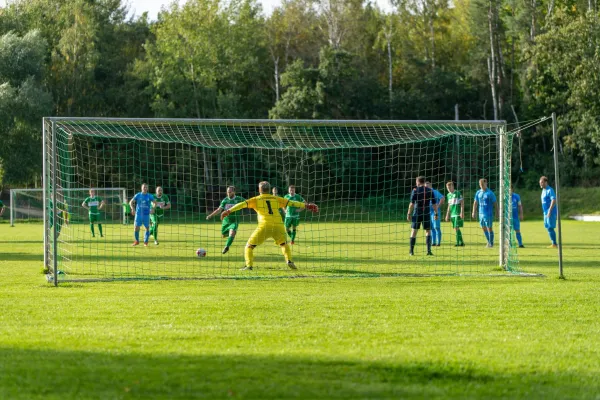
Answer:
[
  {"xmin": 527, "ymin": 9, "xmax": 600, "ymax": 171},
  {"xmin": 138, "ymin": 0, "xmax": 270, "ymax": 118},
  {"xmin": 0, "ymin": 31, "xmax": 52, "ymax": 186}
]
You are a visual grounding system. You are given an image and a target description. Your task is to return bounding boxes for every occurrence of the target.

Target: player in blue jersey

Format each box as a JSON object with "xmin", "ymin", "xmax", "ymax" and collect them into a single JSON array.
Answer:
[
  {"xmin": 540, "ymin": 176, "xmax": 558, "ymax": 248},
  {"xmin": 129, "ymin": 183, "xmax": 155, "ymax": 246},
  {"xmin": 472, "ymin": 178, "xmax": 497, "ymax": 248},
  {"xmin": 407, "ymin": 176, "xmax": 438, "ymax": 256},
  {"xmin": 425, "ymin": 181, "xmax": 445, "ymax": 246},
  {"xmin": 511, "ymin": 186, "xmax": 524, "ymax": 248}
]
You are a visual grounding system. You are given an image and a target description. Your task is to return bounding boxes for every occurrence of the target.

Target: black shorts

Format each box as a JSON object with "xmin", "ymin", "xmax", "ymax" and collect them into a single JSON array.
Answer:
[{"xmin": 411, "ymin": 214, "xmax": 431, "ymax": 230}]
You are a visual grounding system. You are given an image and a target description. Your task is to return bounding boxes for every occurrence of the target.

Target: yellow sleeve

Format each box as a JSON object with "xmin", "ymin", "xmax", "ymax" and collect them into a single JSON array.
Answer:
[
  {"xmin": 229, "ymin": 197, "xmax": 254, "ymax": 213},
  {"xmin": 278, "ymin": 197, "xmax": 305, "ymax": 209}
]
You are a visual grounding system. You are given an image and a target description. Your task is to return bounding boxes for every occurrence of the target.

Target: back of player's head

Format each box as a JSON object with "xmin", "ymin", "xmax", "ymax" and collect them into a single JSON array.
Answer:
[
  {"xmin": 540, "ymin": 176, "xmax": 548, "ymax": 183},
  {"xmin": 416, "ymin": 176, "xmax": 426, "ymax": 185},
  {"xmin": 259, "ymin": 181, "xmax": 270, "ymax": 193}
]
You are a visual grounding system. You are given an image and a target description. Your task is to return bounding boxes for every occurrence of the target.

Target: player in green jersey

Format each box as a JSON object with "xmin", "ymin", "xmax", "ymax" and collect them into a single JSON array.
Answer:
[
  {"xmin": 206, "ymin": 186, "xmax": 245, "ymax": 254},
  {"xmin": 82, "ymin": 189, "xmax": 106, "ymax": 237},
  {"xmin": 150, "ymin": 186, "xmax": 171, "ymax": 245},
  {"xmin": 122, "ymin": 199, "xmax": 131, "ymax": 224},
  {"xmin": 284, "ymin": 185, "xmax": 305, "ymax": 244},
  {"xmin": 0, "ymin": 199, "xmax": 5, "ymax": 217},
  {"xmin": 444, "ymin": 181, "xmax": 465, "ymax": 246}
]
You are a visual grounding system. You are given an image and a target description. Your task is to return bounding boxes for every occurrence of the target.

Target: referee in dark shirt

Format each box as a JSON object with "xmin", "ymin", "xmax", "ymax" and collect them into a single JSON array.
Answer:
[{"xmin": 407, "ymin": 176, "xmax": 438, "ymax": 256}]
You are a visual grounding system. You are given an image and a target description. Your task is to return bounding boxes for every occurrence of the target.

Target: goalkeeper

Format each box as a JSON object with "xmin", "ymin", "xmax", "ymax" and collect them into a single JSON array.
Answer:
[{"xmin": 221, "ymin": 181, "xmax": 318, "ymax": 271}]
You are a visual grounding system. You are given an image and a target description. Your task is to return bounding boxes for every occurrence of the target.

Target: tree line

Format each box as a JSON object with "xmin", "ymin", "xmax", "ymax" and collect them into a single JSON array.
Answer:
[{"xmin": 0, "ymin": 0, "xmax": 598, "ymax": 190}]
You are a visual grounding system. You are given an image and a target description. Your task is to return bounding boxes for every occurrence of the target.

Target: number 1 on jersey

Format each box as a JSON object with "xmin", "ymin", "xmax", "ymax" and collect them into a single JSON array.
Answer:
[{"xmin": 266, "ymin": 200, "xmax": 274, "ymax": 214}]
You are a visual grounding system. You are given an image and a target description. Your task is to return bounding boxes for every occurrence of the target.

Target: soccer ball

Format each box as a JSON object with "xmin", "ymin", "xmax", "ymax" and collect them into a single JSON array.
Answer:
[{"xmin": 196, "ymin": 248, "xmax": 207, "ymax": 257}]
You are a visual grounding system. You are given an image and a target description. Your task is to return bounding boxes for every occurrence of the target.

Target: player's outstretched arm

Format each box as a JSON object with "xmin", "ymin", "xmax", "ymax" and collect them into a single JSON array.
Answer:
[
  {"xmin": 206, "ymin": 207, "xmax": 223, "ymax": 220},
  {"xmin": 220, "ymin": 200, "xmax": 249, "ymax": 220}
]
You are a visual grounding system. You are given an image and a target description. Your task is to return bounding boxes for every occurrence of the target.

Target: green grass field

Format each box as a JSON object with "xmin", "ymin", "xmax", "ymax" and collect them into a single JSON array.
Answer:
[
  {"xmin": 1, "ymin": 221, "xmax": 599, "ymax": 399},
  {"xmin": 35, "ymin": 218, "xmax": 582, "ymax": 280}
]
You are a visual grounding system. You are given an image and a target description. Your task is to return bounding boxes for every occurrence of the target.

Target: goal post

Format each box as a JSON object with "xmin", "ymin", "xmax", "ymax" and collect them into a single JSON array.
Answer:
[{"xmin": 43, "ymin": 117, "xmax": 525, "ymax": 283}]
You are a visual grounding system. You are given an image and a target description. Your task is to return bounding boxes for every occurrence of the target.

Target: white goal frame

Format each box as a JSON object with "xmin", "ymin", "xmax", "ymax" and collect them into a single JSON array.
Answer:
[{"xmin": 43, "ymin": 117, "xmax": 513, "ymax": 284}]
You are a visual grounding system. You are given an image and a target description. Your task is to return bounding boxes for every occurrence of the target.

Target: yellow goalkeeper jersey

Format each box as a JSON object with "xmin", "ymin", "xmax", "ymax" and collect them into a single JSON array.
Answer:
[{"xmin": 229, "ymin": 194, "xmax": 305, "ymax": 226}]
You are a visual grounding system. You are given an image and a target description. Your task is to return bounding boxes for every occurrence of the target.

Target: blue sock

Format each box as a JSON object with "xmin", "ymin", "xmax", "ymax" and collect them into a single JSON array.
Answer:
[
  {"xmin": 490, "ymin": 231, "xmax": 495, "ymax": 246},
  {"xmin": 516, "ymin": 232, "xmax": 523, "ymax": 246},
  {"xmin": 436, "ymin": 228, "xmax": 442, "ymax": 245},
  {"xmin": 144, "ymin": 230, "xmax": 150, "ymax": 243},
  {"xmin": 483, "ymin": 230, "xmax": 490, "ymax": 244},
  {"xmin": 548, "ymin": 228, "xmax": 557, "ymax": 245},
  {"xmin": 134, "ymin": 230, "xmax": 139, "ymax": 242},
  {"xmin": 431, "ymin": 229, "xmax": 437, "ymax": 244}
]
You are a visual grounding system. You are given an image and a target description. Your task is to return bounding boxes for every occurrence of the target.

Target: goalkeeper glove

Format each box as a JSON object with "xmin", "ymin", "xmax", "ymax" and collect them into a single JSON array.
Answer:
[
  {"xmin": 305, "ymin": 203, "xmax": 319, "ymax": 213},
  {"xmin": 220, "ymin": 210, "xmax": 231, "ymax": 220}
]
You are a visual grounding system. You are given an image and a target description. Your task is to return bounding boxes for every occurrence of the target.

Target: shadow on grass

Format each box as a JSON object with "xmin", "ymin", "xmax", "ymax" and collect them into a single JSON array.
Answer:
[
  {"xmin": 0, "ymin": 347, "xmax": 595, "ymax": 399},
  {"xmin": 0, "ymin": 253, "xmax": 44, "ymax": 262}
]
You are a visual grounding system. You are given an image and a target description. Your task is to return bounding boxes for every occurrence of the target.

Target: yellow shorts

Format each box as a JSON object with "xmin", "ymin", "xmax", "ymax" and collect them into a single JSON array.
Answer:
[{"xmin": 247, "ymin": 224, "xmax": 287, "ymax": 246}]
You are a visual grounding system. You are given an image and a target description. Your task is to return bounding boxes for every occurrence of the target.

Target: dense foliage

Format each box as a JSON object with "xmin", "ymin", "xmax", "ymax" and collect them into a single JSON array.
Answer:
[{"xmin": 0, "ymin": 0, "xmax": 599, "ymax": 188}]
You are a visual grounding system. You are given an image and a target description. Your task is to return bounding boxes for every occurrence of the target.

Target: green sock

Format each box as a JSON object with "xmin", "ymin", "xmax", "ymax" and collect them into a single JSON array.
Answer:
[
  {"xmin": 225, "ymin": 235, "xmax": 235, "ymax": 247},
  {"xmin": 287, "ymin": 230, "xmax": 292, "ymax": 238},
  {"xmin": 153, "ymin": 225, "xmax": 158, "ymax": 240},
  {"xmin": 98, "ymin": 224, "xmax": 103, "ymax": 236},
  {"xmin": 456, "ymin": 229, "xmax": 463, "ymax": 245},
  {"xmin": 291, "ymin": 230, "xmax": 297, "ymax": 242},
  {"xmin": 90, "ymin": 224, "xmax": 95, "ymax": 236}
]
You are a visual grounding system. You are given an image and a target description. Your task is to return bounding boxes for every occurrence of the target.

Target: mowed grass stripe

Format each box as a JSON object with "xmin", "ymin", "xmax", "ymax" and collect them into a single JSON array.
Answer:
[{"xmin": 0, "ymin": 221, "xmax": 598, "ymax": 399}]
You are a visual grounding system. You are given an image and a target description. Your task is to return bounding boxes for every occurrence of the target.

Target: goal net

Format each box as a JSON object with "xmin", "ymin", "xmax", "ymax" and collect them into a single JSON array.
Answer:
[
  {"xmin": 10, "ymin": 188, "xmax": 126, "ymax": 226},
  {"xmin": 43, "ymin": 118, "xmax": 524, "ymax": 282}
]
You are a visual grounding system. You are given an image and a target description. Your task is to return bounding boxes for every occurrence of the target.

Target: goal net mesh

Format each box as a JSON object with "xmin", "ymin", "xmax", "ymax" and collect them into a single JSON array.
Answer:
[{"xmin": 43, "ymin": 118, "xmax": 521, "ymax": 281}]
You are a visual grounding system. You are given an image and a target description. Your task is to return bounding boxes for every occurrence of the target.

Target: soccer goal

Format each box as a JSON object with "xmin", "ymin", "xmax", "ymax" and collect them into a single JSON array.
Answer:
[
  {"xmin": 43, "ymin": 117, "xmax": 524, "ymax": 283},
  {"xmin": 10, "ymin": 188, "xmax": 127, "ymax": 226}
]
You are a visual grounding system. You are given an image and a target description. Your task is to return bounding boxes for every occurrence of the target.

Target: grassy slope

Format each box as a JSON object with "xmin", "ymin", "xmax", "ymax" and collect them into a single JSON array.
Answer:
[{"xmin": 0, "ymin": 221, "xmax": 599, "ymax": 399}]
